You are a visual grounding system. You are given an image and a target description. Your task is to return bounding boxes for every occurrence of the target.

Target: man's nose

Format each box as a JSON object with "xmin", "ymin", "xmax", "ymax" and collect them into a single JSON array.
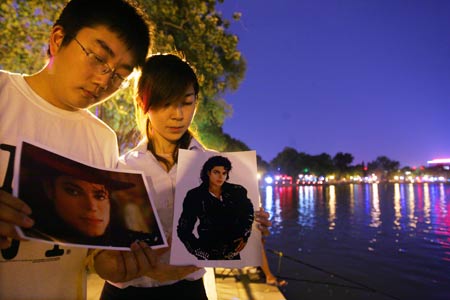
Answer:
[
  {"xmin": 84, "ymin": 195, "xmax": 99, "ymax": 211},
  {"xmin": 94, "ymin": 73, "xmax": 113, "ymax": 90}
]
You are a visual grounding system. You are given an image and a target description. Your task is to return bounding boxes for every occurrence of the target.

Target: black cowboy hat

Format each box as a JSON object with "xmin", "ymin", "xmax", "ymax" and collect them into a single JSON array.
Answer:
[{"xmin": 20, "ymin": 142, "xmax": 134, "ymax": 191}]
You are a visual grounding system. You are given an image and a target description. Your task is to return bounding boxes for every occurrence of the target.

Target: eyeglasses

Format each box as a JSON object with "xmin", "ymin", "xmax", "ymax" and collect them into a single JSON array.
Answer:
[{"xmin": 73, "ymin": 38, "xmax": 131, "ymax": 89}]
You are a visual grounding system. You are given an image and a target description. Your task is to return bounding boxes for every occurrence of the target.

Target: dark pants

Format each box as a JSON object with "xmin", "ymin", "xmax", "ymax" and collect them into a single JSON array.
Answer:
[{"xmin": 100, "ymin": 279, "xmax": 208, "ymax": 300}]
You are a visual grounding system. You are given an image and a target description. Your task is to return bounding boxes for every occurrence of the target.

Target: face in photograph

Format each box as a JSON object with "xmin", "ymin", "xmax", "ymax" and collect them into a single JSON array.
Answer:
[
  {"xmin": 207, "ymin": 166, "xmax": 228, "ymax": 190},
  {"xmin": 47, "ymin": 175, "xmax": 111, "ymax": 237}
]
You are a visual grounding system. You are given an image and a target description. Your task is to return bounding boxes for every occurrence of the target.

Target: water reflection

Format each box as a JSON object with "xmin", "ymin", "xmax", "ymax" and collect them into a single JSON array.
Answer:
[
  {"xmin": 262, "ymin": 182, "xmax": 450, "ymax": 262},
  {"xmin": 349, "ymin": 184, "xmax": 355, "ymax": 214},
  {"xmin": 423, "ymin": 184, "xmax": 431, "ymax": 225},
  {"xmin": 408, "ymin": 184, "xmax": 417, "ymax": 229},
  {"xmin": 264, "ymin": 185, "xmax": 273, "ymax": 213},
  {"xmin": 369, "ymin": 183, "xmax": 381, "ymax": 228},
  {"xmin": 263, "ymin": 183, "xmax": 450, "ymax": 300},
  {"xmin": 297, "ymin": 185, "xmax": 315, "ymax": 228},
  {"xmin": 328, "ymin": 185, "xmax": 336, "ymax": 230},
  {"xmin": 394, "ymin": 183, "xmax": 401, "ymax": 229}
]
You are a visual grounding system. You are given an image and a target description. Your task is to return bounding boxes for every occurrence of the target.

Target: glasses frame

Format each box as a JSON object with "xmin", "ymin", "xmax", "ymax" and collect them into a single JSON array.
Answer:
[{"xmin": 73, "ymin": 37, "xmax": 131, "ymax": 89}]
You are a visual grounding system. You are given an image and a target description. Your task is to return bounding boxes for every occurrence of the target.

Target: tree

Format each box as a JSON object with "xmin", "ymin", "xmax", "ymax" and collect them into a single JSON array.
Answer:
[
  {"xmin": 333, "ymin": 152, "xmax": 354, "ymax": 177},
  {"xmin": 368, "ymin": 156, "xmax": 399, "ymax": 172},
  {"xmin": 309, "ymin": 153, "xmax": 334, "ymax": 176},
  {"xmin": 0, "ymin": 0, "xmax": 247, "ymax": 153},
  {"xmin": 367, "ymin": 155, "xmax": 400, "ymax": 180},
  {"xmin": 270, "ymin": 147, "xmax": 302, "ymax": 178},
  {"xmin": 0, "ymin": 1, "xmax": 65, "ymax": 73}
]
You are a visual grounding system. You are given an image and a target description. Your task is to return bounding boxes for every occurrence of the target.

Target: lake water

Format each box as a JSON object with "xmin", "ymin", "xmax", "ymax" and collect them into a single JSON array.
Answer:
[{"xmin": 261, "ymin": 183, "xmax": 450, "ymax": 300}]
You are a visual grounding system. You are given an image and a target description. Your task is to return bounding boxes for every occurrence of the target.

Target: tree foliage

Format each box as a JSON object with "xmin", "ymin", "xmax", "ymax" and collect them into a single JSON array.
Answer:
[
  {"xmin": 332, "ymin": 152, "xmax": 354, "ymax": 173},
  {"xmin": 0, "ymin": 0, "xmax": 247, "ymax": 153},
  {"xmin": 266, "ymin": 147, "xmax": 404, "ymax": 180},
  {"xmin": 0, "ymin": 0, "xmax": 65, "ymax": 73},
  {"xmin": 270, "ymin": 147, "xmax": 336, "ymax": 178},
  {"xmin": 368, "ymin": 155, "xmax": 400, "ymax": 173}
]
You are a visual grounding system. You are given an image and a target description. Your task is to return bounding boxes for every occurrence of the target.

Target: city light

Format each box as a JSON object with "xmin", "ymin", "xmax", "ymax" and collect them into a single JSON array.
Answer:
[{"xmin": 427, "ymin": 158, "xmax": 450, "ymax": 165}]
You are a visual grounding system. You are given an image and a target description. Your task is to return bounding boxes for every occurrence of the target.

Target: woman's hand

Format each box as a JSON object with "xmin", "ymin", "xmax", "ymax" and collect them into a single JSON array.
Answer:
[
  {"xmin": 145, "ymin": 263, "xmax": 200, "ymax": 282},
  {"xmin": 255, "ymin": 207, "xmax": 271, "ymax": 237},
  {"xmin": 94, "ymin": 241, "xmax": 157, "ymax": 283},
  {"xmin": 144, "ymin": 237, "xmax": 199, "ymax": 282}
]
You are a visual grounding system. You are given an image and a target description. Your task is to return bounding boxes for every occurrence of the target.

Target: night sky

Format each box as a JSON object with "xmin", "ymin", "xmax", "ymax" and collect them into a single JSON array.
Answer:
[{"xmin": 217, "ymin": 0, "xmax": 450, "ymax": 168}]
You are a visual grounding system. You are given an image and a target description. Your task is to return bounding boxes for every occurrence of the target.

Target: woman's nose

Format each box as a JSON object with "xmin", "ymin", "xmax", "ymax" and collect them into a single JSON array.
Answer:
[{"xmin": 171, "ymin": 104, "xmax": 183, "ymax": 118}]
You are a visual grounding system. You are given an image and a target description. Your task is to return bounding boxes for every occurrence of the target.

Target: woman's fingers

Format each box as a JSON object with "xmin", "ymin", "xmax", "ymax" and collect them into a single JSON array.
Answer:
[
  {"xmin": 121, "ymin": 241, "xmax": 158, "ymax": 281},
  {"xmin": 255, "ymin": 207, "xmax": 271, "ymax": 236}
]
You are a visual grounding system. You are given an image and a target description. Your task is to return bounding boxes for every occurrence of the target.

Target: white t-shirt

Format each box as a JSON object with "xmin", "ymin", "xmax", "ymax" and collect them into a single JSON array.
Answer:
[
  {"xmin": 111, "ymin": 138, "xmax": 207, "ymax": 288},
  {"xmin": 0, "ymin": 70, "xmax": 119, "ymax": 300}
]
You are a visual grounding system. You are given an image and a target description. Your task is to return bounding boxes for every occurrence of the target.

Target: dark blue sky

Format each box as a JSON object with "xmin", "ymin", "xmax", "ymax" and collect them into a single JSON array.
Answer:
[{"xmin": 217, "ymin": 0, "xmax": 450, "ymax": 168}]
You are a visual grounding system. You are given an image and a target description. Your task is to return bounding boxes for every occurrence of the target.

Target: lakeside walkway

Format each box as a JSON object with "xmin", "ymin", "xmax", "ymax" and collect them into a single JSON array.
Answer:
[{"xmin": 87, "ymin": 267, "xmax": 286, "ymax": 300}]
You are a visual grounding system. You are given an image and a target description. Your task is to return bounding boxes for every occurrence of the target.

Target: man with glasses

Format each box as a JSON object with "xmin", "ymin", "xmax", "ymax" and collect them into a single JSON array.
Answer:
[
  {"xmin": 0, "ymin": 0, "xmax": 155, "ymax": 299},
  {"xmin": 72, "ymin": 37, "xmax": 133, "ymax": 90}
]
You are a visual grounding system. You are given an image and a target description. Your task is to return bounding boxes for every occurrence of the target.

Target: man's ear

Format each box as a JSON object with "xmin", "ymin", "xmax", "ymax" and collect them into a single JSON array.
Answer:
[{"xmin": 48, "ymin": 25, "xmax": 65, "ymax": 56}]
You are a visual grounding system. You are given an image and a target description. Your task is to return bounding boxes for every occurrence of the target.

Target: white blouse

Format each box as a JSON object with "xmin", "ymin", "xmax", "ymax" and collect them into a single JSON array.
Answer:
[{"xmin": 112, "ymin": 138, "xmax": 207, "ymax": 288}]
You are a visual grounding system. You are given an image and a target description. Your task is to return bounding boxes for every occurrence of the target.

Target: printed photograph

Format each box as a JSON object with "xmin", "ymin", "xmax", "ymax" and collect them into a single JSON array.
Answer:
[
  {"xmin": 170, "ymin": 150, "xmax": 262, "ymax": 268},
  {"xmin": 14, "ymin": 140, "xmax": 167, "ymax": 250}
]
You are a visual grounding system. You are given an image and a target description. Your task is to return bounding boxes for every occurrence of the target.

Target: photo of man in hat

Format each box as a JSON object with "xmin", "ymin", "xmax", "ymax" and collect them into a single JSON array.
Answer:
[{"xmin": 16, "ymin": 141, "xmax": 165, "ymax": 249}]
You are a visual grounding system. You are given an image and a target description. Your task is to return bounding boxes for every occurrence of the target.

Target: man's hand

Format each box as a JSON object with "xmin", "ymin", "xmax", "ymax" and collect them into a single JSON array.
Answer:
[
  {"xmin": 94, "ymin": 241, "xmax": 157, "ymax": 282},
  {"xmin": 255, "ymin": 207, "xmax": 271, "ymax": 237},
  {"xmin": 0, "ymin": 190, "xmax": 34, "ymax": 249}
]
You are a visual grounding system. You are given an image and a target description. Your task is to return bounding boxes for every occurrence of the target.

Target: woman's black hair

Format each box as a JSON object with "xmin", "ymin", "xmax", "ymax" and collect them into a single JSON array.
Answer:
[{"xmin": 137, "ymin": 53, "xmax": 200, "ymax": 169}]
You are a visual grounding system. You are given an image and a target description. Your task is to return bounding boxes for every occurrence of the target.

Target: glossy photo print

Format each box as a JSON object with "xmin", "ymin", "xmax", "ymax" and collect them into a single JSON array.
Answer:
[
  {"xmin": 13, "ymin": 140, "xmax": 167, "ymax": 250},
  {"xmin": 170, "ymin": 150, "xmax": 262, "ymax": 268}
]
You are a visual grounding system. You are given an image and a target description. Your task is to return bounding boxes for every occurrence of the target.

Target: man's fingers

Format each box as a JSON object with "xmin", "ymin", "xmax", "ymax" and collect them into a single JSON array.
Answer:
[
  {"xmin": 0, "ymin": 191, "xmax": 32, "ymax": 214},
  {"xmin": 0, "ymin": 236, "xmax": 12, "ymax": 249},
  {"xmin": 0, "ymin": 220, "xmax": 22, "ymax": 238},
  {"xmin": 0, "ymin": 192, "xmax": 34, "ymax": 228}
]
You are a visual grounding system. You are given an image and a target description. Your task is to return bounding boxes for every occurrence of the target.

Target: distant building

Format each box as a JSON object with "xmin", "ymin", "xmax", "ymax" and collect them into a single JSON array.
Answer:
[{"xmin": 427, "ymin": 158, "xmax": 450, "ymax": 169}]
